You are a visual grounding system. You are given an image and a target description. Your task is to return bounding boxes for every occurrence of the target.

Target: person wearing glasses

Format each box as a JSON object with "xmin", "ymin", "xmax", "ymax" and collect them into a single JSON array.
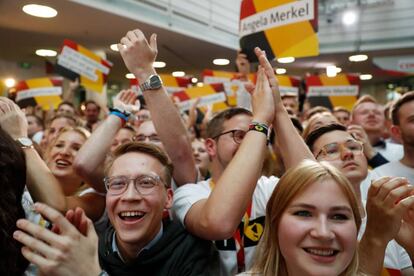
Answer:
[
  {"xmin": 305, "ymin": 123, "xmax": 414, "ymax": 275},
  {"xmin": 14, "ymin": 142, "xmax": 220, "ymax": 275}
]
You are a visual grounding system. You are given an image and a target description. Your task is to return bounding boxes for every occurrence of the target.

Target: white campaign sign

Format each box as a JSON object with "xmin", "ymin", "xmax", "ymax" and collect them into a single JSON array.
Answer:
[
  {"xmin": 308, "ymin": 85, "xmax": 358, "ymax": 97},
  {"xmin": 239, "ymin": 0, "xmax": 314, "ymax": 37},
  {"xmin": 57, "ymin": 46, "xmax": 110, "ymax": 81},
  {"xmin": 177, "ymin": 92, "xmax": 226, "ymax": 111},
  {"xmin": 16, "ymin": 87, "xmax": 62, "ymax": 102}
]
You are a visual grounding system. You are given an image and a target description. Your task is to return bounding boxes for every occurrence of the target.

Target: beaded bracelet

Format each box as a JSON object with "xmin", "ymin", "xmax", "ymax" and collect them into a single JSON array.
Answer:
[{"xmin": 248, "ymin": 121, "xmax": 269, "ymax": 136}]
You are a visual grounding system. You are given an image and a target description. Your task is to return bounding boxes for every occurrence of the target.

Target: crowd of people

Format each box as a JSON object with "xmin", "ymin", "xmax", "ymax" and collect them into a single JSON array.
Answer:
[{"xmin": 1, "ymin": 28, "xmax": 414, "ymax": 276}]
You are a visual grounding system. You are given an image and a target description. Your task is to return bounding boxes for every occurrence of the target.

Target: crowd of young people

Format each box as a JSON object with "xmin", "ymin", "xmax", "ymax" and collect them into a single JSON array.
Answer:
[{"xmin": 1, "ymin": 28, "xmax": 414, "ymax": 276}]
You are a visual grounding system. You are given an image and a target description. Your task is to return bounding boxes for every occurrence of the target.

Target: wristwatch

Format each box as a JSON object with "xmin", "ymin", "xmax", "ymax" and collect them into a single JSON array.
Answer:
[
  {"xmin": 139, "ymin": 74, "xmax": 163, "ymax": 91},
  {"xmin": 16, "ymin": 137, "xmax": 34, "ymax": 149}
]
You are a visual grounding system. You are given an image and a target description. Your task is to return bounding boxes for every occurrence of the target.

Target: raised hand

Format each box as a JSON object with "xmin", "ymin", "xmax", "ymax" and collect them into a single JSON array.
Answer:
[
  {"xmin": 247, "ymin": 65, "xmax": 275, "ymax": 125},
  {"xmin": 118, "ymin": 29, "xmax": 157, "ymax": 80},
  {"xmin": 254, "ymin": 47, "xmax": 282, "ymax": 107},
  {"xmin": 13, "ymin": 203, "xmax": 101, "ymax": 276},
  {"xmin": 0, "ymin": 97, "xmax": 28, "ymax": 139},
  {"xmin": 113, "ymin": 89, "xmax": 140, "ymax": 114}
]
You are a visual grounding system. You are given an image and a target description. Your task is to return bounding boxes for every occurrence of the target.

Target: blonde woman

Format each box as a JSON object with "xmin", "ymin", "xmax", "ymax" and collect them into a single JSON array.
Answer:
[{"xmin": 243, "ymin": 160, "xmax": 361, "ymax": 276}]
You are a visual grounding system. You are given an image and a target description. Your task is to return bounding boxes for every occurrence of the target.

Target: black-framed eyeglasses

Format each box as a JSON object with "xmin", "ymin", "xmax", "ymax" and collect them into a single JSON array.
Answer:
[
  {"xmin": 104, "ymin": 173, "xmax": 166, "ymax": 196},
  {"xmin": 212, "ymin": 129, "xmax": 247, "ymax": 144},
  {"xmin": 315, "ymin": 140, "xmax": 364, "ymax": 160}
]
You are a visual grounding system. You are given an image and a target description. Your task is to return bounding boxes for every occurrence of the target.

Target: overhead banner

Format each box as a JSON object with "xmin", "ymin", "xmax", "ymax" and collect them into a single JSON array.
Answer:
[
  {"xmin": 172, "ymin": 83, "xmax": 228, "ymax": 113},
  {"xmin": 12, "ymin": 77, "xmax": 63, "ymax": 110},
  {"xmin": 306, "ymin": 74, "xmax": 359, "ymax": 110},
  {"xmin": 239, "ymin": 0, "xmax": 319, "ymax": 62},
  {"xmin": 130, "ymin": 74, "xmax": 190, "ymax": 94},
  {"xmin": 56, "ymin": 39, "xmax": 113, "ymax": 94},
  {"xmin": 373, "ymin": 55, "xmax": 414, "ymax": 76}
]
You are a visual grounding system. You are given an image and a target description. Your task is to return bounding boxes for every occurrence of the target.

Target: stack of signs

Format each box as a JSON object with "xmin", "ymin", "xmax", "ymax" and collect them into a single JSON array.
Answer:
[
  {"xmin": 173, "ymin": 83, "xmax": 228, "ymax": 113},
  {"xmin": 56, "ymin": 39, "xmax": 112, "ymax": 93},
  {"xmin": 239, "ymin": 0, "xmax": 318, "ymax": 62},
  {"xmin": 306, "ymin": 74, "xmax": 360, "ymax": 110},
  {"xmin": 130, "ymin": 74, "xmax": 190, "ymax": 94},
  {"xmin": 13, "ymin": 77, "xmax": 63, "ymax": 110}
]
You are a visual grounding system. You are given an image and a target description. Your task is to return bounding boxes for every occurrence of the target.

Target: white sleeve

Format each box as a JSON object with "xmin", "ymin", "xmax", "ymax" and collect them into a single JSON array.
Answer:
[{"xmin": 171, "ymin": 182, "xmax": 211, "ymax": 226}]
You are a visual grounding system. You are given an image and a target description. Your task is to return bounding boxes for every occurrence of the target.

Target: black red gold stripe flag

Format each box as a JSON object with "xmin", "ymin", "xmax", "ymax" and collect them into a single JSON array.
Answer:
[
  {"xmin": 240, "ymin": 0, "xmax": 318, "ymax": 62},
  {"xmin": 55, "ymin": 39, "xmax": 112, "ymax": 94},
  {"xmin": 306, "ymin": 74, "xmax": 360, "ymax": 110},
  {"xmin": 12, "ymin": 77, "xmax": 63, "ymax": 110}
]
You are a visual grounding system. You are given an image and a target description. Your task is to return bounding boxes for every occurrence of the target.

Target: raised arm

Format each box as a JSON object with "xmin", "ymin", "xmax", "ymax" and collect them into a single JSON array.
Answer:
[
  {"xmin": 119, "ymin": 29, "xmax": 197, "ymax": 186},
  {"xmin": 184, "ymin": 64, "xmax": 275, "ymax": 240},
  {"xmin": 255, "ymin": 48, "xmax": 314, "ymax": 168},
  {"xmin": 74, "ymin": 90, "xmax": 136, "ymax": 192},
  {"xmin": 0, "ymin": 97, "xmax": 66, "ymax": 213}
]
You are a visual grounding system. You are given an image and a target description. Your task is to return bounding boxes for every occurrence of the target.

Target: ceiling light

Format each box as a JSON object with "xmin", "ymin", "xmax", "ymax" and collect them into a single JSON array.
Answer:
[
  {"xmin": 172, "ymin": 71, "xmax": 185, "ymax": 77},
  {"xmin": 360, "ymin": 74, "xmax": 372, "ymax": 80},
  {"xmin": 191, "ymin": 77, "xmax": 198, "ymax": 83},
  {"xmin": 277, "ymin": 57, "xmax": 295, "ymax": 63},
  {"xmin": 35, "ymin": 49, "xmax": 57, "ymax": 57},
  {"xmin": 125, "ymin": 73, "xmax": 135, "ymax": 79},
  {"xmin": 349, "ymin": 54, "xmax": 368, "ymax": 62},
  {"xmin": 197, "ymin": 82, "xmax": 204, "ymax": 87},
  {"xmin": 275, "ymin": 68, "xmax": 286, "ymax": 75},
  {"xmin": 22, "ymin": 4, "xmax": 57, "ymax": 18},
  {"xmin": 110, "ymin": 44, "xmax": 119, "ymax": 52},
  {"xmin": 153, "ymin": 61, "xmax": 166, "ymax": 68},
  {"xmin": 342, "ymin": 10, "xmax": 357, "ymax": 26},
  {"xmin": 326, "ymin": 65, "xmax": 338, "ymax": 77},
  {"xmin": 4, "ymin": 78, "xmax": 16, "ymax": 88},
  {"xmin": 213, "ymin": 59, "xmax": 230, "ymax": 66}
]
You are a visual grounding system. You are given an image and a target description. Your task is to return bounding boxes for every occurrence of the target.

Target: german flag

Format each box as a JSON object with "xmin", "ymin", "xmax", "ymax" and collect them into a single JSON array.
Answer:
[
  {"xmin": 306, "ymin": 74, "xmax": 360, "ymax": 110},
  {"xmin": 240, "ymin": 0, "xmax": 318, "ymax": 62},
  {"xmin": 55, "ymin": 39, "xmax": 112, "ymax": 94},
  {"xmin": 382, "ymin": 268, "xmax": 402, "ymax": 276},
  {"xmin": 12, "ymin": 77, "xmax": 63, "ymax": 110}
]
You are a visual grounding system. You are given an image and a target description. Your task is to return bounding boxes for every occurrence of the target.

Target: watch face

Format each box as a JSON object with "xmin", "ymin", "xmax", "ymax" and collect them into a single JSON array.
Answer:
[
  {"xmin": 149, "ymin": 75, "xmax": 162, "ymax": 89},
  {"xmin": 17, "ymin": 137, "xmax": 33, "ymax": 147}
]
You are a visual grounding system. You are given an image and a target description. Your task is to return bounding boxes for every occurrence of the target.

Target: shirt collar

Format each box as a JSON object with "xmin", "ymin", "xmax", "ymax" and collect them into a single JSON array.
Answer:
[{"xmin": 111, "ymin": 223, "xmax": 163, "ymax": 262}]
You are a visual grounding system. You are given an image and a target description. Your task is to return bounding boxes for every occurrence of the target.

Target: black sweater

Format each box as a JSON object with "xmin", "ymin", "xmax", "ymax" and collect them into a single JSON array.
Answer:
[{"xmin": 98, "ymin": 220, "xmax": 219, "ymax": 276}]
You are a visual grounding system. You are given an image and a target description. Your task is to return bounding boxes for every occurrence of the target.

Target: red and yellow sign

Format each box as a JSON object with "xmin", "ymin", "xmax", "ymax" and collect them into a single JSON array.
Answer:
[
  {"xmin": 12, "ymin": 77, "xmax": 63, "ymax": 110},
  {"xmin": 172, "ymin": 83, "xmax": 228, "ymax": 113},
  {"xmin": 239, "ymin": 0, "xmax": 318, "ymax": 62},
  {"xmin": 306, "ymin": 74, "xmax": 360, "ymax": 110},
  {"xmin": 56, "ymin": 39, "xmax": 112, "ymax": 93}
]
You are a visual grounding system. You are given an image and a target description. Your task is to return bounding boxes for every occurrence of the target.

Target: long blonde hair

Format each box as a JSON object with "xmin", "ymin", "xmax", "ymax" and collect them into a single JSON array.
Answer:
[{"xmin": 251, "ymin": 159, "xmax": 361, "ymax": 276}]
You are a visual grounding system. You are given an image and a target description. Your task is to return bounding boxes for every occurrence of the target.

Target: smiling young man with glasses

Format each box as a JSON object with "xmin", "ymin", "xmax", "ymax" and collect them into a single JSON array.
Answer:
[{"xmin": 306, "ymin": 123, "xmax": 414, "ymax": 275}]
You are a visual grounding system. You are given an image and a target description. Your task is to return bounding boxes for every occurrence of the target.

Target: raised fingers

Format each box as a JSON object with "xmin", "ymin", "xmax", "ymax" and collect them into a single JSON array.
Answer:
[
  {"xmin": 13, "ymin": 229, "xmax": 60, "ymax": 259},
  {"xmin": 34, "ymin": 203, "xmax": 77, "ymax": 236}
]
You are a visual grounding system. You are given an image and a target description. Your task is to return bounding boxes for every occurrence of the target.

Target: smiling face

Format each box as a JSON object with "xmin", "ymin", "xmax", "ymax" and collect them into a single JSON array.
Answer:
[
  {"xmin": 106, "ymin": 152, "xmax": 173, "ymax": 260},
  {"xmin": 46, "ymin": 130, "xmax": 86, "ymax": 193},
  {"xmin": 278, "ymin": 178, "xmax": 358, "ymax": 276},
  {"xmin": 312, "ymin": 130, "xmax": 367, "ymax": 188}
]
